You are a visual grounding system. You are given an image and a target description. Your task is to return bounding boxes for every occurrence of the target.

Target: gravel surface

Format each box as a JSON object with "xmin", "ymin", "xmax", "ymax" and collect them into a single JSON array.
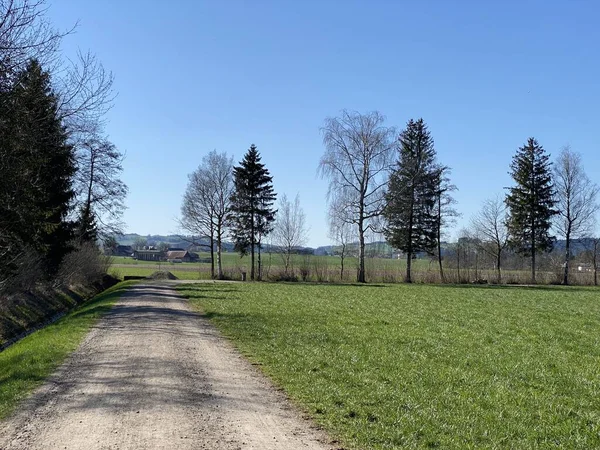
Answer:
[{"xmin": 0, "ymin": 282, "xmax": 332, "ymax": 449}]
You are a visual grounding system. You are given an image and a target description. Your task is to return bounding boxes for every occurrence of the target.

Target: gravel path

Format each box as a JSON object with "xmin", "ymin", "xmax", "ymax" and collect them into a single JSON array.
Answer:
[{"xmin": 0, "ymin": 282, "xmax": 332, "ymax": 449}]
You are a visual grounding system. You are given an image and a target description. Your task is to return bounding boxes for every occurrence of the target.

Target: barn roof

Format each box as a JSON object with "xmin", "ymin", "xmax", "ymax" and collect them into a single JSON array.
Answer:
[{"xmin": 166, "ymin": 250, "xmax": 188, "ymax": 259}]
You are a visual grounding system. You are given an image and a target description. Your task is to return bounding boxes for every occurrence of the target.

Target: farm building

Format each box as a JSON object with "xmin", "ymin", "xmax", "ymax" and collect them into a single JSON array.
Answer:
[
  {"xmin": 133, "ymin": 249, "xmax": 164, "ymax": 261},
  {"xmin": 166, "ymin": 250, "xmax": 198, "ymax": 262}
]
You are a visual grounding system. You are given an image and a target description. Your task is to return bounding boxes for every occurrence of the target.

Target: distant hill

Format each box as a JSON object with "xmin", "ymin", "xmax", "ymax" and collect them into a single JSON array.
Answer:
[
  {"xmin": 118, "ymin": 234, "xmax": 594, "ymax": 258},
  {"xmin": 117, "ymin": 234, "xmax": 314, "ymax": 254},
  {"xmin": 117, "ymin": 234, "xmax": 235, "ymax": 252}
]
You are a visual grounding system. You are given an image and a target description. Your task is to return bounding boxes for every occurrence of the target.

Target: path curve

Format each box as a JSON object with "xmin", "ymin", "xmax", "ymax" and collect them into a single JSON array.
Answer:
[{"xmin": 0, "ymin": 282, "xmax": 332, "ymax": 450}]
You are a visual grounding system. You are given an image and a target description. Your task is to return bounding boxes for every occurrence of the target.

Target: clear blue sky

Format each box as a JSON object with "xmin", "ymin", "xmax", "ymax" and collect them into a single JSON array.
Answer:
[{"xmin": 49, "ymin": 1, "xmax": 600, "ymax": 247}]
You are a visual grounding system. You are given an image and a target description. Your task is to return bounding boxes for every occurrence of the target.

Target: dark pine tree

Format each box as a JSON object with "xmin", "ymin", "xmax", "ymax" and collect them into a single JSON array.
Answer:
[
  {"xmin": 383, "ymin": 119, "xmax": 440, "ymax": 283},
  {"xmin": 505, "ymin": 137, "xmax": 557, "ymax": 283},
  {"xmin": 229, "ymin": 145, "xmax": 276, "ymax": 281},
  {"xmin": 6, "ymin": 60, "xmax": 76, "ymax": 276},
  {"xmin": 76, "ymin": 203, "xmax": 99, "ymax": 244}
]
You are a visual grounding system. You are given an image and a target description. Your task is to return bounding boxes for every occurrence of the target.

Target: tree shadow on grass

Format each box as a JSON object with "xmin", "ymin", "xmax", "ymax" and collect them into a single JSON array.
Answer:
[
  {"xmin": 427, "ymin": 283, "xmax": 598, "ymax": 293},
  {"xmin": 263, "ymin": 282, "xmax": 390, "ymax": 288}
]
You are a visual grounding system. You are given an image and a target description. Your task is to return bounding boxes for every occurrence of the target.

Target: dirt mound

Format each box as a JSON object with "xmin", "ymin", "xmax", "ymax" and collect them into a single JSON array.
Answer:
[{"xmin": 148, "ymin": 271, "xmax": 179, "ymax": 280}]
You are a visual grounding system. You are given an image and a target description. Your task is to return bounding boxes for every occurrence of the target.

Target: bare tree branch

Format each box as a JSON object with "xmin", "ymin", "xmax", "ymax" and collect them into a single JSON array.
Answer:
[
  {"xmin": 273, "ymin": 193, "xmax": 308, "ymax": 275},
  {"xmin": 554, "ymin": 146, "xmax": 600, "ymax": 284},
  {"xmin": 318, "ymin": 110, "xmax": 395, "ymax": 282}
]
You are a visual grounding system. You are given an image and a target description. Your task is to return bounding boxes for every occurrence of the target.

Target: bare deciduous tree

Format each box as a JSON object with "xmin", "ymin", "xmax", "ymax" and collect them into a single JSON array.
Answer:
[
  {"xmin": 471, "ymin": 195, "xmax": 509, "ymax": 283},
  {"xmin": 319, "ymin": 110, "xmax": 395, "ymax": 283},
  {"xmin": 58, "ymin": 51, "xmax": 115, "ymax": 139},
  {"xmin": 434, "ymin": 166, "xmax": 459, "ymax": 283},
  {"xmin": 75, "ymin": 135, "xmax": 128, "ymax": 240},
  {"xmin": 554, "ymin": 147, "xmax": 599, "ymax": 285},
  {"xmin": 0, "ymin": 0, "xmax": 69, "ymax": 85},
  {"xmin": 180, "ymin": 151, "xmax": 233, "ymax": 279},
  {"xmin": 586, "ymin": 236, "xmax": 600, "ymax": 286},
  {"xmin": 273, "ymin": 193, "xmax": 308, "ymax": 275},
  {"xmin": 328, "ymin": 193, "xmax": 355, "ymax": 281}
]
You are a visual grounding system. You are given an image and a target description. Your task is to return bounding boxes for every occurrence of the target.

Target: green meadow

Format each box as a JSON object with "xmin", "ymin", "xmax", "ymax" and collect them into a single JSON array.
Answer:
[{"xmin": 179, "ymin": 282, "xmax": 600, "ymax": 449}]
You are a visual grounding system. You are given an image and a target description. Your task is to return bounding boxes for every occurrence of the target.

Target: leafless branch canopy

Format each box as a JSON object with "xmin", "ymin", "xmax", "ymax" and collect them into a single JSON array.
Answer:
[
  {"xmin": 319, "ymin": 110, "xmax": 395, "ymax": 282},
  {"xmin": 471, "ymin": 195, "xmax": 509, "ymax": 256},
  {"xmin": 0, "ymin": 0, "xmax": 71, "ymax": 84},
  {"xmin": 75, "ymin": 134, "xmax": 128, "ymax": 237},
  {"xmin": 273, "ymin": 193, "xmax": 308, "ymax": 273},
  {"xmin": 57, "ymin": 50, "xmax": 115, "ymax": 138},
  {"xmin": 179, "ymin": 150, "xmax": 234, "ymax": 278},
  {"xmin": 319, "ymin": 110, "xmax": 396, "ymax": 227},
  {"xmin": 554, "ymin": 146, "xmax": 599, "ymax": 239}
]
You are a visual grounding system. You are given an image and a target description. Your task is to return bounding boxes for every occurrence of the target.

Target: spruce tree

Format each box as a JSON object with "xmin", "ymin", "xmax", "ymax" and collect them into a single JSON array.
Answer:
[
  {"xmin": 77, "ymin": 204, "xmax": 99, "ymax": 244},
  {"xmin": 383, "ymin": 119, "xmax": 440, "ymax": 283},
  {"xmin": 4, "ymin": 60, "xmax": 75, "ymax": 276},
  {"xmin": 505, "ymin": 137, "xmax": 557, "ymax": 283},
  {"xmin": 229, "ymin": 145, "xmax": 276, "ymax": 281}
]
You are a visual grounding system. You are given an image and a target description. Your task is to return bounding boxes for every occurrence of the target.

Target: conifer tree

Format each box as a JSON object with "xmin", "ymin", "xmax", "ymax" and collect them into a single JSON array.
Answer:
[
  {"xmin": 77, "ymin": 204, "xmax": 99, "ymax": 244},
  {"xmin": 229, "ymin": 145, "xmax": 276, "ymax": 281},
  {"xmin": 384, "ymin": 119, "xmax": 440, "ymax": 283},
  {"xmin": 505, "ymin": 138, "xmax": 557, "ymax": 283},
  {"xmin": 4, "ymin": 60, "xmax": 75, "ymax": 275}
]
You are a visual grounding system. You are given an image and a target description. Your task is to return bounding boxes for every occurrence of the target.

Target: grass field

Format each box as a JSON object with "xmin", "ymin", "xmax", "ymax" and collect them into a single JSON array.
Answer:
[
  {"xmin": 178, "ymin": 282, "xmax": 600, "ymax": 449},
  {"xmin": 0, "ymin": 281, "xmax": 134, "ymax": 420},
  {"xmin": 110, "ymin": 253, "xmax": 439, "ymax": 283}
]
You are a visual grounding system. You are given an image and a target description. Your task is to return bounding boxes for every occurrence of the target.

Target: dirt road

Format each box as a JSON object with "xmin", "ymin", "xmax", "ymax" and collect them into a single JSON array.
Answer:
[{"xmin": 0, "ymin": 282, "xmax": 332, "ymax": 449}]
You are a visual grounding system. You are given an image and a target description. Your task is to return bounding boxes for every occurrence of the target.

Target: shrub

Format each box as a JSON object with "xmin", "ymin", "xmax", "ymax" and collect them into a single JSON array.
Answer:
[{"xmin": 57, "ymin": 242, "xmax": 111, "ymax": 289}]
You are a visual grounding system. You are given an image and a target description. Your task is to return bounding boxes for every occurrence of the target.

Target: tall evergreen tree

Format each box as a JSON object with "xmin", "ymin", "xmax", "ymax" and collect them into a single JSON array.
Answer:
[
  {"xmin": 76, "ymin": 203, "xmax": 99, "ymax": 244},
  {"xmin": 383, "ymin": 119, "xmax": 440, "ymax": 283},
  {"xmin": 229, "ymin": 145, "xmax": 276, "ymax": 281},
  {"xmin": 505, "ymin": 138, "xmax": 557, "ymax": 283},
  {"xmin": 1, "ymin": 60, "xmax": 75, "ymax": 276}
]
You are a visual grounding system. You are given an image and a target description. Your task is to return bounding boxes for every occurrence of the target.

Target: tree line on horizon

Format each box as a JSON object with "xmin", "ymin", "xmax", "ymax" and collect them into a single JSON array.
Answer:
[{"xmin": 182, "ymin": 109, "xmax": 599, "ymax": 286}]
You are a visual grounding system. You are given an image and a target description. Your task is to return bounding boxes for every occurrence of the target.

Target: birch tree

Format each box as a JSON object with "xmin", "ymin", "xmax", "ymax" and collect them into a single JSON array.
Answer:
[
  {"xmin": 319, "ymin": 110, "xmax": 395, "ymax": 283},
  {"xmin": 273, "ymin": 193, "xmax": 308, "ymax": 275},
  {"xmin": 471, "ymin": 195, "xmax": 509, "ymax": 283},
  {"xmin": 553, "ymin": 147, "xmax": 599, "ymax": 285}
]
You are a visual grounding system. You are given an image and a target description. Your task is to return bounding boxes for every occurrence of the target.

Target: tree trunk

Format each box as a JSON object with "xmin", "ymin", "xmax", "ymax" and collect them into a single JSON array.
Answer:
[
  {"xmin": 250, "ymin": 215, "xmax": 255, "ymax": 281},
  {"xmin": 563, "ymin": 227, "xmax": 571, "ymax": 285},
  {"xmin": 340, "ymin": 244, "xmax": 345, "ymax": 281},
  {"xmin": 437, "ymin": 245, "xmax": 444, "ymax": 283},
  {"xmin": 257, "ymin": 241, "xmax": 262, "ymax": 281},
  {"xmin": 594, "ymin": 241, "xmax": 598, "ymax": 286},
  {"xmin": 496, "ymin": 249, "xmax": 502, "ymax": 284},
  {"xmin": 285, "ymin": 250, "xmax": 291, "ymax": 275},
  {"xmin": 405, "ymin": 189, "xmax": 416, "ymax": 284},
  {"xmin": 209, "ymin": 233, "xmax": 215, "ymax": 279},
  {"xmin": 437, "ymin": 194, "xmax": 444, "ymax": 283},
  {"xmin": 216, "ymin": 223, "xmax": 223, "ymax": 280},
  {"xmin": 357, "ymin": 220, "xmax": 366, "ymax": 283},
  {"xmin": 531, "ymin": 220, "xmax": 536, "ymax": 284},
  {"xmin": 456, "ymin": 243, "xmax": 461, "ymax": 283}
]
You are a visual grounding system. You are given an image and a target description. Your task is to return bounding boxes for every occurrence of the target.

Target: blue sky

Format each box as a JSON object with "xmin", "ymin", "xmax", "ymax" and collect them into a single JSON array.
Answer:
[{"xmin": 49, "ymin": 1, "xmax": 600, "ymax": 247}]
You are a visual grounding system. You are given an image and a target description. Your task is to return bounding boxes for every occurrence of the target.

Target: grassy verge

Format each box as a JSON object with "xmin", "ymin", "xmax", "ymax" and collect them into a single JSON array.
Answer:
[
  {"xmin": 178, "ymin": 282, "xmax": 600, "ymax": 449},
  {"xmin": 0, "ymin": 281, "xmax": 133, "ymax": 420}
]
